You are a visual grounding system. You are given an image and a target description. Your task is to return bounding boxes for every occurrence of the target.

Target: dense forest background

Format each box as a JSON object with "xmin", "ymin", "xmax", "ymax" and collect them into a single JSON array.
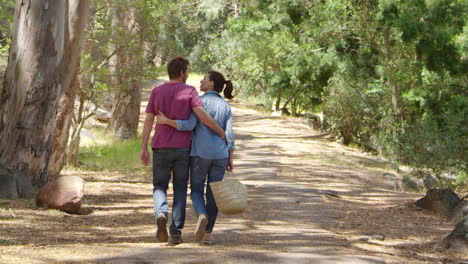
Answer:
[{"xmin": 0, "ymin": 0, "xmax": 466, "ymax": 193}]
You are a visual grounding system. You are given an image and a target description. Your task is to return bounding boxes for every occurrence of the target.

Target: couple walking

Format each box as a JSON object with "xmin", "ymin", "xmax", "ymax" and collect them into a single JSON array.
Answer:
[{"xmin": 141, "ymin": 57, "xmax": 235, "ymax": 245}]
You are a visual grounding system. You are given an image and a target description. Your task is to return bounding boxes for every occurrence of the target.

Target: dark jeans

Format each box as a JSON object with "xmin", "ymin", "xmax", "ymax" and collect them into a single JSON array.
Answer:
[
  {"xmin": 190, "ymin": 156, "xmax": 228, "ymax": 232},
  {"xmin": 152, "ymin": 148, "xmax": 190, "ymax": 235}
]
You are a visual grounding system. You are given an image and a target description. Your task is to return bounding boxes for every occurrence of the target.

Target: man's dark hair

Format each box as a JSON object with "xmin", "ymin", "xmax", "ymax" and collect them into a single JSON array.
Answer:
[{"xmin": 167, "ymin": 57, "xmax": 190, "ymax": 79}]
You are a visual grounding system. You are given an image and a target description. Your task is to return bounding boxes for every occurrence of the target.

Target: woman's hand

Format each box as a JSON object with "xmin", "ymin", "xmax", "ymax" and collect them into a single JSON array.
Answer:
[
  {"xmin": 227, "ymin": 159, "xmax": 233, "ymax": 172},
  {"xmin": 227, "ymin": 150, "xmax": 234, "ymax": 172},
  {"xmin": 156, "ymin": 112, "xmax": 179, "ymax": 128},
  {"xmin": 156, "ymin": 111, "xmax": 170, "ymax": 125}
]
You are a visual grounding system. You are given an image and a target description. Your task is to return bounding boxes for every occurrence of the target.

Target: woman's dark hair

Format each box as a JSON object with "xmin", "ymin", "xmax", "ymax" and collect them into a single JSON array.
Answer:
[
  {"xmin": 167, "ymin": 57, "xmax": 189, "ymax": 79},
  {"xmin": 208, "ymin": 70, "xmax": 234, "ymax": 99}
]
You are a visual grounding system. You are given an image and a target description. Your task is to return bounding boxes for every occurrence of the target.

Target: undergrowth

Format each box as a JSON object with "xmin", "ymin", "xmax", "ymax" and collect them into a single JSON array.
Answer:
[{"xmin": 78, "ymin": 129, "xmax": 147, "ymax": 173}]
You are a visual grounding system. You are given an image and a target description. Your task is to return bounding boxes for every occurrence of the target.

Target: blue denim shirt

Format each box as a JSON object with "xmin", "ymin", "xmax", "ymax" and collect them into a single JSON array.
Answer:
[{"xmin": 176, "ymin": 91, "xmax": 235, "ymax": 159}]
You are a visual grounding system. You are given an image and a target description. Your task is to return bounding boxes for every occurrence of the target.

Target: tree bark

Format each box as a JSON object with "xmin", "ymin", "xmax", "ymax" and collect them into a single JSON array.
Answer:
[
  {"xmin": 67, "ymin": 122, "xmax": 82, "ymax": 167},
  {"xmin": 0, "ymin": 1, "xmax": 67, "ymax": 196},
  {"xmin": 108, "ymin": 4, "xmax": 142, "ymax": 139},
  {"xmin": 274, "ymin": 89, "xmax": 282, "ymax": 111},
  {"xmin": 48, "ymin": 74, "xmax": 79, "ymax": 177},
  {"xmin": 109, "ymin": 80, "xmax": 141, "ymax": 139},
  {"xmin": 67, "ymin": 80, "xmax": 96, "ymax": 168},
  {"xmin": 0, "ymin": 0, "xmax": 89, "ymax": 198},
  {"xmin": 382, "ymin": 26, "xmax": 403, "ymax": 157},
  {"xmin": 48, "ymin": 0, "xmax": 89, "ymax": 180}
]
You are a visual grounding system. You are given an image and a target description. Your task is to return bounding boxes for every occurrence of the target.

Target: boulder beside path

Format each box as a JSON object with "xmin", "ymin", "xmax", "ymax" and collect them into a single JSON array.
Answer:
[
  {"xmin": 441, "ymin": 216, "xmax": 468, "ymax": 253},
  {"xmin": 414, "ymin": 188, "xmax": 461, "ymax": 220},
  {"xmin": 415, "ymin": 189, "xmax": 468, "ymax": 253},
  {"xmin": 36, "ymin": 175, "xmax": 85, "ymax": 214}
]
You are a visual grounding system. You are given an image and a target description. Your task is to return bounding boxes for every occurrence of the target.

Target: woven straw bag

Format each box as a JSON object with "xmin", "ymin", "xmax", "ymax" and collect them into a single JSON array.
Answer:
[{"xmin": 210, "ymin": 173, "xmax": 247, "ymax": 215}]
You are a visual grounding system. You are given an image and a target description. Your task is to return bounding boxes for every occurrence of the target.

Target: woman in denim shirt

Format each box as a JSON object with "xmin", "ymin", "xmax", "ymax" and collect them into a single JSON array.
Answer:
[{"xmin": 157, "ymin": 71, "xmax": 235, "ymax": 244}]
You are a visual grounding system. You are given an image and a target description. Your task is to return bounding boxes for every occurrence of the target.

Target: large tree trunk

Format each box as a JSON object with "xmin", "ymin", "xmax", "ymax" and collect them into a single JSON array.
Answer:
[
  {"xmin": 0, "ymin": 1, "xmax": 67, "ymax": 198},
  {"xmin": 0, "ymin": 1, "xmax": 89, "ymax": 198},
  {"xmin": 48, "ymin": 75, "xmax": 79, "ymax": 178},
  {"xmin": 48, "ymin": 0, "xmax": 89, "ymax": 180}
]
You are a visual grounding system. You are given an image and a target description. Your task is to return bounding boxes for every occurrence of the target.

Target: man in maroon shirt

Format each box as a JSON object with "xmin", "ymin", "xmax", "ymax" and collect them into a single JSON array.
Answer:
[{"xmin": 141, "ymin": 57, "xmax": 225, "ymax": 244}]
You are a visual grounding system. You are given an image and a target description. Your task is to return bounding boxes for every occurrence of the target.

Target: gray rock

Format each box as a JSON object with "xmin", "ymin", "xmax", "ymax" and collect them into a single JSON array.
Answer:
[
  {"xmin": 95, "ymin": 108, "xmax": 112, "ymax": 123},
  {"xmin": 371, "ymin": 234, "xmax": 386, "ymax": 241},
  {"xmin": 423, "ymin": 173, "xmax": 442, "ymax": 189},
  {"xmin": 415, "ymin": 189, "xmax": 461, "ymax": 220},
  {"xmin": 102, "ymin": 95, "xmax": 114, "ymax": 110},
  {"xmin": 0, "ymin": 164, "xmax": 35, "ymax": 199},
  {"xmin": 305, "ymin": 113, "xmax": 321, "ymax": 130},
  {"xmin": 441, "ymin": 216, "xmax": 468, "ymax": 252},
  {"xmin": 451, "ymin": 200, "xmax": 468, "ymax": 224},
  {"xmin": 84, "ymin": 117, "xmax": 106, "ymax": 129},
  {"xmin": 402, "ymin": 175, "xmax": 424, "ymax": 192},
  {"xmin": 358, "ymin": 236, "xmax": 370, "ymax": 242},
  {"xmin": 382, "ymin": 172, "xmax": 396, "ymax": 178},
  {"xmin": 0, "ymin": 164, "xmax": 19, "ymax": 199}
]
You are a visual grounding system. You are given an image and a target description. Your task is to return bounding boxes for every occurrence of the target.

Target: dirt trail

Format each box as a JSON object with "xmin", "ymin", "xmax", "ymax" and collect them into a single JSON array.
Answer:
[{"xmin": 0, "ymin": 80, "xmax": 465, "ymax": 264}]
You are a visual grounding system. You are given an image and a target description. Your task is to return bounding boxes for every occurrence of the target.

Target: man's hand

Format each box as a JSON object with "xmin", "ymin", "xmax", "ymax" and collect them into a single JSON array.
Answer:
[
  {"xmin": 141, "ymin": 113, "xmax": 154, "ymax": 166},
  {"xmin": 141, "ymin": 148, "xmax": 150, "ymax": 166},
  {"xmin": 192, "ymin": 106, "xmax": 226, "ymax": 141}
]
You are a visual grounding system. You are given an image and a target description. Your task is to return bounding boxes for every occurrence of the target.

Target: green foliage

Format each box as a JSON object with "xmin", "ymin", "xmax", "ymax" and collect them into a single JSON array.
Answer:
[
  {"xmin": 0, "ymin": 0, "xmax": 14, "ymax": 38},
  {"xmin": 323, "ymin": 59, "xmax": 385, "ymax": 149},
  {"xmin": 0, "ymin": 37, "xmax": 9, "ymax": 69},
  {"xmin": 455, "ymin": 171, "xmax": 468, "ymax": 192},
  {"xmin": 79, "ymin": 130, "xmax": 146, "ymax": 173},
  {"xmin": 378, "ymin": 0, "xmax": 467, "ymax": 74},
  {"xmin": 399, "ymin": 69, "xmax": 467, "ymax": 174},
  {"xmin": 76, "ymin": 0, "xmax": 466, "ymax": 189},
  {"xmin": 0, "ymin": 0, "xmax": 13, "ymax": 70},
  {"xmin": 202, "ymin": 0, "xmax": 336, "ymax": 114}
]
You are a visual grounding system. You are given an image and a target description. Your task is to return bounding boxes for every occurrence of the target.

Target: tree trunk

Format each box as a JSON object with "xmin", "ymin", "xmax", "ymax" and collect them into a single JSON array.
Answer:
[
  {"xmin": 67, "ymin": 125, "xmax": 82, "ymax": 167},
  {"xmin": 108, "ymin": 4, "xmax": 142, "ymax": 139},
  {"xmin": 382, "ymin": 26, "xmax": 403, "ymax": 157},
  {"xmin": 281, "ymin": 88, "xmax": 301, "ymax": 110},
  {"xmin": 274, "ymin": 89, "xmax": 282, "ymax": 111},
  {"xmin": 67, "ymin": 79, "xmax": 96, "ymax": 168},
  {"xmin": 0, "ymin": 1, "xmax": 67, "ymax": 197},
  {"xmin": 48, "ymin": 75, "xmax": 79, "ymax": 178},
  {"xmin": 48, "ymin": 0, "xmax": 89, "ymax": 180},
  {"xmin": 109, "ymin": 81, "xmax": 141, "ymax": 139}
]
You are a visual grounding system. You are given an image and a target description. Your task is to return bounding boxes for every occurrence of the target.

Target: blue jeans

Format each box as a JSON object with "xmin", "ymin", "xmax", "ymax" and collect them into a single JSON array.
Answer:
[
  {"xmin": 152, "ymin": 148, "xmax": 190, "ymax": 235},
  {"xmin": 190, "ymin": 156, "xmax": 228, "ymax": 232}
]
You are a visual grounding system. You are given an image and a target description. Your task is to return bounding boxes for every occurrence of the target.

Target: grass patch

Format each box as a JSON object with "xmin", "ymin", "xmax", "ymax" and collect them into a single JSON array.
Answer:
[
  {"xmin": 79, "ymin": 130, "xmax": 147, "ymax": 173},
  {"xmin": 0, "ymin": 238, "xmax": 13, "ymax": 246},
  {"xmin": 22, "ymin": 199, "xmax": 35, "ymax": 207},
  {"xmin": 0, "ymin": 208, "xmax": 9, "ymax": 220},
  {"xmin": 455, "ymin": 171, "xmax": 468, "ymax": 193}
]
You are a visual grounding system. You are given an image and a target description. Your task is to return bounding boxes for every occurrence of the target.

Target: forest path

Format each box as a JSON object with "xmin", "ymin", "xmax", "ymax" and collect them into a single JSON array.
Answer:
[{"xmin": 0, "ymin": 79, "xmax": 463, "ymax": 264}]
